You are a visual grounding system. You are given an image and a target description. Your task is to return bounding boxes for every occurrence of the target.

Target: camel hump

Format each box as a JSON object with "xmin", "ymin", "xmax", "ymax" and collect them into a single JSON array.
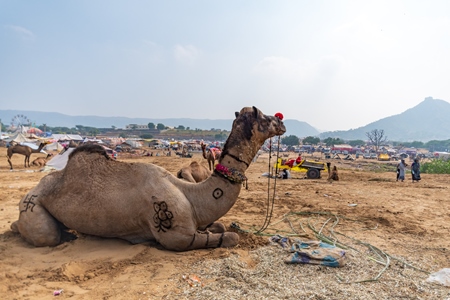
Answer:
[{"xmin": 68, "ymin": 144, "xmax": 111, "ymax": 160}]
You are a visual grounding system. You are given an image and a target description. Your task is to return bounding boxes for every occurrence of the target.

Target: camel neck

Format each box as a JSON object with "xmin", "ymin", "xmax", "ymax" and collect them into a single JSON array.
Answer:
[{"xmin": 222, "ymin": 153, "xmax": 249, "ymax": 168}]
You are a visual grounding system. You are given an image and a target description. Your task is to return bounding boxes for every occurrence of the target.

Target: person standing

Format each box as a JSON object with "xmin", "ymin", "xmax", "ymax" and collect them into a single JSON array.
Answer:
[
  {"xmin": 397, "ymin": 159, "xmax": 408, "ymax": 182},
  {"xmin": 411, "ymin": 158, "xmax": 421, "ymax": 182},
  {"xmin": 293, "ymin": 153, "xmax": 302, "ymax": 166}
]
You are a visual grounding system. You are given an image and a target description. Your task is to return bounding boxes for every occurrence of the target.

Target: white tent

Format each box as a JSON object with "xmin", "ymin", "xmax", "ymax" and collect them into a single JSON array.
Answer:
[
  {"xmin": 44, "ymin": 148, "xmax": 75, "ymax": 171},
  {"xmin": 124, "ymin": 139, "xmax": 143, "ymax": 148},
  {"xmin": 44, "ymin": 142, "xmax": 64, "ymax": 152},
  {"xmin": 51, "ymin": 134, "xmax": 83, "ymax": 141},
  {"xmin": 83, "ymin": 137, "xmax": 104, "ymax": 143},
  {"xmin": 5, "ymin": 132, "xmax": 40, "ymax": 144}
]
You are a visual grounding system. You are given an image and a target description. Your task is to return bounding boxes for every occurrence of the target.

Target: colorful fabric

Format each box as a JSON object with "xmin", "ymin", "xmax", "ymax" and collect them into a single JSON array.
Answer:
[
  {"xmin": 210, "ymin": 147, "xmax": 221, "ymax": 159},
  {"xmin": 269, "ymin": 235, "xmax": 347, "ymax": 268},
  {"xmin": 214, "ymin": 164, "xmax": 247, "ymax": 183}
]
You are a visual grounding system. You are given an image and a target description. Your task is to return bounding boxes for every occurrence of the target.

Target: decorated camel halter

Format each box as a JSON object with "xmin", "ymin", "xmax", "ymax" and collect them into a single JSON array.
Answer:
[
  {"xmin": 230, "ymin": 112, "xmax": 285, "ymax": 235},
  {"xmin": 214, "ymin": 164, "xmax": 247, "ymax": 183}
]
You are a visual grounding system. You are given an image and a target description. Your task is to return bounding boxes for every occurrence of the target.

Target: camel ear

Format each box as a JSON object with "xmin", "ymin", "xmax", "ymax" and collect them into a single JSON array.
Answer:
[
  {"xmin": 252, "ymin": 106, "xmax": 258, "ymax": 118},
  {"xmin": 235, "ymin": 111, "xmax": 239, "ymax": 118}
]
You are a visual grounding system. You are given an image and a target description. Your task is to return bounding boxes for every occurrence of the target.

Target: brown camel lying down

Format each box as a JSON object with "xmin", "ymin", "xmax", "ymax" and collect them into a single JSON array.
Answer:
[
  {"xmin": 11, "ymin": 106, "xmax": 286, "ymax": 251},
  {"xmin": 31, "ymin": 154, "xmax": 53, "ymax": 167},
  {"xmin": 177, "ymin": 161, "xmax": 211, "ymax": 183}
]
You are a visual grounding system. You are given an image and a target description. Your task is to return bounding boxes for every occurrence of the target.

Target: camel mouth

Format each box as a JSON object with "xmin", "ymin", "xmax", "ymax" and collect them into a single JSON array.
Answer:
[
  {"xmin": 278, "ymin": 122, "xmax": 286, "ymax": 135},
  {"xmin": 273, "ymin": 117, "xmax": 286, "ymax": 136}
]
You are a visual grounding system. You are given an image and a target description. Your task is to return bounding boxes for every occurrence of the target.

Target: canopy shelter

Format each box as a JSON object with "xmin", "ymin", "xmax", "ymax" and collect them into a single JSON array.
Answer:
[
  {"xmin": 50, "ymin": 134, "xmax": 83, "ymax": 141},
  {"xmin": 44, "ymin": 142, "xmax": 64, "ymax": 152},
  {"xmin": 124, "ymin": 139, "xmax": 143, "ymax": 148},
  {"xmin": 4, "ymin": 132, "xmax": 43, "ymax": 144},
  {"xmin": 83, "ymin": 137, "xmax": 104, "ymax": 144},
  {"xmin": 27, "ymin": 127, "xmax": 43, "ymax": 135}
]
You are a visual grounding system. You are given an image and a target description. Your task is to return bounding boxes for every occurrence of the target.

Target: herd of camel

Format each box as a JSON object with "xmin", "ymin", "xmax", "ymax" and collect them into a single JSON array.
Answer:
[
  {"xmin": 5, "ymin": 134, "xmax": 338, "ymax": 183},
  {"xmin": 5, "ymin": 137, "xmax": 222, "ymax": 184}
]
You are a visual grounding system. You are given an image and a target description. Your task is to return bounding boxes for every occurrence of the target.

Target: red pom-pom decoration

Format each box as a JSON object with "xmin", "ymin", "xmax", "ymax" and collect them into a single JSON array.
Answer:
[{"xmin": 274, "ymin": 112, "xmax": 284, "ymax": 120}]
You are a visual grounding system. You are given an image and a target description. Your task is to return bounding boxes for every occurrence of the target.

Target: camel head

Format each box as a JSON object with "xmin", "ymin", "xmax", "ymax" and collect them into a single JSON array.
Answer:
[{"xmin": 220, "ymin": 106, "xmax": 286, "ymax": 167}]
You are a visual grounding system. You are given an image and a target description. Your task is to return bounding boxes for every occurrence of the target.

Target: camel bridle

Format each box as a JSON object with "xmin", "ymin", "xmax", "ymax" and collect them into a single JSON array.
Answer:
[{"xmin": 256, "ymin": 136, "xmax": 282, "ymax": 234}]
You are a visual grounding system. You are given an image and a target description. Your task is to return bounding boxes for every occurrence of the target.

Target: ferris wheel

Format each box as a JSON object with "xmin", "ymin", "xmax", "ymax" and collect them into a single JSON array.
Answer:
[{"xmin": 10, "ymin": 114, "xmax": 31, "ymax": 132}]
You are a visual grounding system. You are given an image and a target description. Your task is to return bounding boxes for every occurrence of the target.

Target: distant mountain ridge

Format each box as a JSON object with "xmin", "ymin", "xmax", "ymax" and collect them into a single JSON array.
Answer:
[
  {"xmin": 2, "ymin": 97, "xmax": 448, "ymax": 142},
  {"xmin": 320, "ymin": 97, "xmax": 450, "ymax": 142},
  {"xmin": 0, "ymin": 109, "xmax": 320, "ymax": 138}
]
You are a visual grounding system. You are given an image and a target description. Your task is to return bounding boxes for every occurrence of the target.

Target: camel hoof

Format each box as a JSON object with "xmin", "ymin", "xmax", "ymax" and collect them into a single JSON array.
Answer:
[
  {"xmin": 221, "ymin": 232, "xmax": 239, "ymax": 248},
  {"xmin": 207, "ymin": 222, "xmax": 226, "ymax": 233}
]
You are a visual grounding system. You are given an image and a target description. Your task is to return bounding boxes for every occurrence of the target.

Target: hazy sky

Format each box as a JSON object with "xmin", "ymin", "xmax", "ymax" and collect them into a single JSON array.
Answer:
[{"xmin": 1, "ymin": 1, "xmax": 449, "ymax": 131}]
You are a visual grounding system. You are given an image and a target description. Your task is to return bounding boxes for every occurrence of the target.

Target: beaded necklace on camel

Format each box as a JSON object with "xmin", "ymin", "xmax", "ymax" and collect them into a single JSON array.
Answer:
[{"xmin": 214, "ymin": 164, "xmax": 247, "ymax": 184}]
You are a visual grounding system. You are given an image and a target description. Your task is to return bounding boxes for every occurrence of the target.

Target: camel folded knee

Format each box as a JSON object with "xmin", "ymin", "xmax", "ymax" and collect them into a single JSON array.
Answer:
[{"xmin": 159, "ymin": 231, "xmax": 239, "ymax": 251}]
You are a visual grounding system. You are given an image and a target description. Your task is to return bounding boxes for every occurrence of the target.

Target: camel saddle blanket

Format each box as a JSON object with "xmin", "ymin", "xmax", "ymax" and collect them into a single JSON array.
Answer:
[{"xmin": 269, "ymin": 235, "xmax": 347, "ymax": 268}]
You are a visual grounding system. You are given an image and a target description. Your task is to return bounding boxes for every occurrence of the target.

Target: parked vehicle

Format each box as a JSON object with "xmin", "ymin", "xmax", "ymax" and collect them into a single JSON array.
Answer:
[
  {"xmin": 275, "ymin": 158, "xmax": 327, "ymax": 179},
  {"xmin": 378, "ymin": 153, "xmax": 390, "ymax": 161},
  {"xmin": 103, "ymin": 147, "xmax": 118, "ymax": 159}
]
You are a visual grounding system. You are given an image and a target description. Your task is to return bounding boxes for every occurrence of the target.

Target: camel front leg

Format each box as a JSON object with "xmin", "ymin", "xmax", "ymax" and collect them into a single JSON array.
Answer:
[
  {"xmin": 188, "ymin": 231, "xmax": 239, "ymax": 250},
  {"xmin": 150, "ymin": 197, "xmax": 238, "ymax": 251},
  {"xmin": 158, "ymin": 230, "xmax": 239, "ymax": 251},
  {"xmin": 198, "ymin": 222, "xmax": 226, "ymax": 233},
  {"xmin": 7, "ymin": 156, "xmax": 13, "ymax": 170}
]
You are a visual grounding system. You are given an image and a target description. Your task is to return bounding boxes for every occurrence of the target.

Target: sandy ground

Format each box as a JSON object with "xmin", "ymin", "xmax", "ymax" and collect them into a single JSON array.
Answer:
[{"xmin": 1, "ymin": 148, "xmax": 449, "ymax": 299}]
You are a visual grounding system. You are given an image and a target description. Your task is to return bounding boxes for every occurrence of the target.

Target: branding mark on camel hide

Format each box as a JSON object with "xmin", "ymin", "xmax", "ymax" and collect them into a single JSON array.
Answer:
[
  {"xmin": 20, "ymin": 194, "xmax": 38, "ymax": 214},
  {"xmin": 213, "ymin": 188, "xmax": 223, "ymax": 199},
  {"xmin": 153, "ymin": 201, "xmax": 173, "ymax": 232}
]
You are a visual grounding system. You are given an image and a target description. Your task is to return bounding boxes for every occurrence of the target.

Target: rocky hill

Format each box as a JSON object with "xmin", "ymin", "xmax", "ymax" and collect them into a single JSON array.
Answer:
[{"xmin": 319, "ymin": 97, "xmax": 450, "ymax": 142}]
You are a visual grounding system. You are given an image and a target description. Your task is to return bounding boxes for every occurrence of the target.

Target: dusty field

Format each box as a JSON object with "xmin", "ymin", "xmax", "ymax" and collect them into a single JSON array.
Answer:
[{"xmin": 0, "ymin": 147, "xmax": 449, "ymax": 299}]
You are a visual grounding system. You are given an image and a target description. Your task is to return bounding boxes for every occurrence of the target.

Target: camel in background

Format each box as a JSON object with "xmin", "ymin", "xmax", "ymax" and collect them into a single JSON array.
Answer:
[
  {"xmin": 327, "ymin": 162, "xmax": 339, "ymax": 181},
  {"xmin": 177, "ymin": 161, "xmax": 211, "ymax": 183},
  {"xmin": 7, "ymin": 142, "xmax": 49, "ymax": 170},
  {"xmin": 201, "ymin": 143, "xmax": 221, "ymax": 171},
  {"xmin": 31, "ymin": 154, "xmax": 53, "ymax": 168}
]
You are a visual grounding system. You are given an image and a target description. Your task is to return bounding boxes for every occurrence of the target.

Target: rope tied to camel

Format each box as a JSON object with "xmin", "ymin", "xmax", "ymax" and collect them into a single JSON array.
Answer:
[
  {"xmin": 214, "ymin": 163, "xmax": 247, "ymax": 183},
  {"xmin": 256, "ymin": 135, "xmax": 281, "ymax": 234}
]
